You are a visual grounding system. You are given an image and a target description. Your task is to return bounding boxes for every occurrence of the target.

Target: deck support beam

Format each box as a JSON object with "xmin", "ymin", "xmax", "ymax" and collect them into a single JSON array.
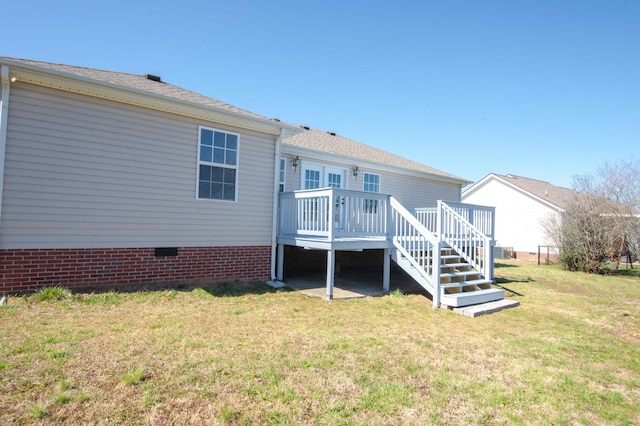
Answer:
[
  {"xmin": 276, "ymin": 244, "xmax": 285, "ymax": 281},
  {"xmin": 383, "ymin": 248, "xmax": 390, "ymax": 293},
  {"xmin": 326, "ymin": 249, "xmax": 335, "ymax": 300}
]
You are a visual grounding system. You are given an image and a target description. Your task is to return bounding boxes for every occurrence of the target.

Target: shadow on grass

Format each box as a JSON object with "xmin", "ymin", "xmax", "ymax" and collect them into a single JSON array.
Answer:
[
  {"xmin": 23, "ymin": 281, "xmax": 296, "ymax": 300},
  {"xmin": 495, "ymin": 262, "xmax": 519, "ymax": 268},
  {"xmin": 493, "ymin": 276, "xmax": 534, "ymax": 297},
  {"xmin": 611, "ymin": 268, "xmax": 640, "ymax": 278},
  {"xmin": 194, "ymin": 282, "xmax": 294, "ymax": 297}
]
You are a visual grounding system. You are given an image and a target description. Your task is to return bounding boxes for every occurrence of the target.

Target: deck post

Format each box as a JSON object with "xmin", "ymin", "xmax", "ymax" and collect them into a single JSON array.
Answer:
[
  {"xmin": 276, "ymin": 243, "xmax": 285, "ymax": 281},
  {"xmin": 383, "ymin": 248, "xmax": 390, "ymax": 293},
  {"xmin": 433, "ymin": 201, "xmax": 443, "ymax": 308},
  {"xmin": 326, "ymin": 249, "xmax": 335, "ymax": 300}
]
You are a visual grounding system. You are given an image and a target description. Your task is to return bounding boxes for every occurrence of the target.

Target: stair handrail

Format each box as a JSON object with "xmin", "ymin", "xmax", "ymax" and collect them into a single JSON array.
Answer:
[
  {"xmin": 390, "ymin": 197, "xmax": 441, "ymax": 306},
  {"xmin": 438, "ymin": 201, "xmax": 494, "ymax": 281}
]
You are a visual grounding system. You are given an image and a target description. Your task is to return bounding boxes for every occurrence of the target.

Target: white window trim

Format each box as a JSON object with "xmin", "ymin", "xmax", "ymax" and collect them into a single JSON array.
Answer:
[
  {"xmin": 300, "ymin": 161, "xmax": 348, "ymax": 189},
  {"xmin": 279, "ymin": 157, "xmax": 286, "ymax": 192},
  {"xmin": 196, "ymin": 125, "xmax": 240, "ymax": 202},
  {"xmin": 362, "ymin": 171, "xmax": 381, "ymax": 193}
]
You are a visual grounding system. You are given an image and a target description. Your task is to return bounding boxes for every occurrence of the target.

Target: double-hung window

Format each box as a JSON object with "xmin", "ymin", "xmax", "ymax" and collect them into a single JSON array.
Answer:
[
  {"xmin": 198, "ymin": 127, "xmax": 238, "ymax": 201},
  {"xmin": 363, "ymin": 172, "xmax": 381, "ymax": 214}
]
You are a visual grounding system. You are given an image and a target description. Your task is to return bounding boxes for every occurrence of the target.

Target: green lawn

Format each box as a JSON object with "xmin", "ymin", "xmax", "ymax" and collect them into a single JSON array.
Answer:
[{"xmin": 1, "ymin": 260, "xmax": 639, "ymax": 425}]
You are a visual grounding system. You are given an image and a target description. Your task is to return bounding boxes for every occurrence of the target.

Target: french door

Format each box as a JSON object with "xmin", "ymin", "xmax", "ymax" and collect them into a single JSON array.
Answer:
[{"xmin": 302, "ymin": 164, "xmax": 347, "ymax": 231}]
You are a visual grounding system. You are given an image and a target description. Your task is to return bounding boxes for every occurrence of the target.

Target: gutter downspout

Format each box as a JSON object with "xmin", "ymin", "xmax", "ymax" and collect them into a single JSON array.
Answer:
[
  {"xmin": 268, "ymin": 128, "xmax": 285, "ymax": 285},
  {"xmin": 0, "ymin": 66, "xmax": 11, "ymax": 231}
]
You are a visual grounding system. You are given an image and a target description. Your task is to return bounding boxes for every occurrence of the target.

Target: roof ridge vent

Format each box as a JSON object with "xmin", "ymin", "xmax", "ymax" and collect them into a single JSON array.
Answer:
[{"xmin": 145, "ymin": 74, "xmax": 162, "ymax": 82}]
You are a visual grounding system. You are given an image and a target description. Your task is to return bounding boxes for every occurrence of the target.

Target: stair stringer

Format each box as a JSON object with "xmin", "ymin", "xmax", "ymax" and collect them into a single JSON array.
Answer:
[{"xmin": 390, "ymin": 248, "xmax": 436, "ymax": 296}]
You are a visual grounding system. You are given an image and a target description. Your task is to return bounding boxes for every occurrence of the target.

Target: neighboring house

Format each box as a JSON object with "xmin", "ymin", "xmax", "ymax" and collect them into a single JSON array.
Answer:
[
  {"xmin": 461, "ymin": 173, "xmax": 576, "ymax": 261},
  {"xmin": 0, "ymin": 57, "xmax": 503, "ymax": 308}
]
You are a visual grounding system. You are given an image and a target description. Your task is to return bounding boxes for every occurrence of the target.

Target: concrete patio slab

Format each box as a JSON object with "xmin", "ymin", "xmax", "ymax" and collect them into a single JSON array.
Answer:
[{"xmin": 283, "ymin": 272, "xmax": 388, "ymax": 299}]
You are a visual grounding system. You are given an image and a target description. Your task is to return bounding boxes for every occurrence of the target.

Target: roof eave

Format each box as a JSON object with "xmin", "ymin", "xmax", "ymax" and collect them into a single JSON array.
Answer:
[{"xmin": 2, "ymin": 58, "xmax": 300, "ymax": 136}]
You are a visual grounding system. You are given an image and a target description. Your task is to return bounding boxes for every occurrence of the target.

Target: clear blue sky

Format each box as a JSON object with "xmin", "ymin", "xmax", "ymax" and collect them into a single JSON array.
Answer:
[{"xmin": 3, "ymin": 0, "xmax": 639, "ymax": 188}]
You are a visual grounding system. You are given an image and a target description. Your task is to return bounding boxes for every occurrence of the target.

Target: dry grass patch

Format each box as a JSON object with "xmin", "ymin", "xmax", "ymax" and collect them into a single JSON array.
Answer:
[{"xmin": 1, "ymin": 265, "xmax": 639, "ymax": 425}]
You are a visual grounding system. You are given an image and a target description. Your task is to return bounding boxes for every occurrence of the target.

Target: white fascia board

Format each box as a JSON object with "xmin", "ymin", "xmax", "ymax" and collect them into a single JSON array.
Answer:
[
  {"xmin": 5, "ymin": 60, "xmax": 300, "ymax": 137},
  {"xmin": 281, "ymin": 144, "xmax": 469, "ymax": 187},
  {"xmin": 461, "ymin": 173, "xmax": 496, "ymax": 198}
]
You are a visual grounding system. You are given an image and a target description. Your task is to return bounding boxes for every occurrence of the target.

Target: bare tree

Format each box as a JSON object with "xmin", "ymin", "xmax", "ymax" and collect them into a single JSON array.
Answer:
[{"xmin": 543, "ymin": 159, "xmax": 640, "ymax": 272}]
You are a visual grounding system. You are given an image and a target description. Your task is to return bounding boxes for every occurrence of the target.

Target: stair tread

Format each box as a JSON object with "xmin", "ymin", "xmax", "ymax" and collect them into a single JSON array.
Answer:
[
  {"xmin": 440, "ymin": 270, "xmax": 481, "ymax": 278},
  {"xmin": 441, "ymin": 288, "xmax": 505, "ymax": 307},
  {"xmin": 440, "ymin": 279, "xmax": 492, "ymax": 288},
  {"xmin": 440, "ymin": 262, "xmax": 471, "ymax": 268},
  {"xmin": 460, "ymin": 279, "xmax": 492, "ymax": 285}
]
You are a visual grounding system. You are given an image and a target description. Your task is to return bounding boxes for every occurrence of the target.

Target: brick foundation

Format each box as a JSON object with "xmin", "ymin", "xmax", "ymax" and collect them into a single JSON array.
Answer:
[{"xmin": 0, "ymin": 246, "xmax": 271, "ymax": 294}]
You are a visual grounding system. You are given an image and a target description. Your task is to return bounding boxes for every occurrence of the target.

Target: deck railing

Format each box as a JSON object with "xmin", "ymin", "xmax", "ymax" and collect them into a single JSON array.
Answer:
[
  {"xmin": 438, "ymin": 201, "xmax": 494, "ymax": 281},
  {"xmin": 415, "ymin": 202, "xmax": 495, "ymax": 239},
  {"xmin": 389, "ymin": 197, "xmax": 440, "ymax": 306},
  {"xmin": 279, "ymin": 188, "xmax": 391, "ymax": 240},
  {"xmin": 278, "ymin": 189, "xmax": 494, "ymax": 302}
]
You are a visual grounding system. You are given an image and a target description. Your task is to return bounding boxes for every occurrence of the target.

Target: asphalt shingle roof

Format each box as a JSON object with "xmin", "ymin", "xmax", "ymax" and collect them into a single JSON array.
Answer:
[
  {"xmin": 494, "ymin": 174, "xmax": 576, "ymax": 210},
  {"xmin": 283, "ymin": 128, "xmax": 469, "ymax": 183},
  {"xmin": 1, "ymin": 57, "xmax": 271, "ymax": 121}
]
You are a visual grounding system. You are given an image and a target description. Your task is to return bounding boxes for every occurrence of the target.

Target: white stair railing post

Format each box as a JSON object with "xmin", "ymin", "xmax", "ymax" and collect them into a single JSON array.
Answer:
[
  {"xmin": 433, "ymin": 201, "xmax": 443, "ymax": 308},
  {"xmin": 328, "ymin": 189, "xmax": 335, "ymax": 241},
  {"xmin": 485, "ymin": 236, "xmax": 494, "ymax": 282}
]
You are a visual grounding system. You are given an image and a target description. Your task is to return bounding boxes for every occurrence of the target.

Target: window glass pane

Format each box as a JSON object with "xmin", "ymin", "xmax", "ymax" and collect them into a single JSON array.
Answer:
[
  {"xmin": 214, "ymin": 131, "xmax": 226, "ymax": 147},
  {"xmin": 199, "ymin": 181, "xmax": 211, "ymax": 199},
  {"xmin": 328, "ymin": 173, "xmax": 341, "ymax": 188},
  {"xmin": 223, "ymin": 169, "xmax": 236, "ymax": 184},
  {"xmin": 223, "ymin": 184, "xmax": 235, "ymax": 201},
  {"xmin": 200, "ymin": 145, "xmax": 212, "ymax": 163},
  {"xmin": 211, "ymin": 183, "xmax": 223, "ymax": 199},
  {"xmin": 199, "ymin": 165, "xmax": 211, "ymax": 181},
  {"xmin": 211, "ymin": 166, "xmax": 223, "ymax": 183},
  {"xmin": 363, "ymin": 173, "xmax": 380, "ymax": 193},
  {"xmin": 213, "ymin": 148, "xmax": 225, "ymax": 164},
  {"xmin": 226, "ymin": 134, "xmax": 238, "ymax": 150},
  {"xmin": 201, "ymin": 129, "xmax": 213, "ymax": 146},
  {"xmin": 226, "ymin": 149, "xmax": 237, "ymax": 166},
  {"xmin": 305, "ymin": 169, "xmax": 320, "ymax": 189}
]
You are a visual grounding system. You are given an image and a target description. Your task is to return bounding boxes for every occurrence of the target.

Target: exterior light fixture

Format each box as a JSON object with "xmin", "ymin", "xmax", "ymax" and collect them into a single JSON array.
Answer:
[
  {"xmin": 352, "ymin": 166, "xmax": 359, "ymax": 180},
  {"xmin": 291, "ymin": 156, "xmax": 300, "ymax": 174}
]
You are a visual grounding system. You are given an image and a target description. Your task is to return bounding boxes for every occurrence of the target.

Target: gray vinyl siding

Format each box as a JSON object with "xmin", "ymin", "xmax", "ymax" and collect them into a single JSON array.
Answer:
[
  {"xmin": 280, "ymin": 154, "xmax": 460, "ymax": 212},
  {"xmin": 379, "ymin": 171, "xmax": 460, "ymax": 212},
  {"xmin": 1, "ymin": 84, "xmax": 277, "ymax": 249}
]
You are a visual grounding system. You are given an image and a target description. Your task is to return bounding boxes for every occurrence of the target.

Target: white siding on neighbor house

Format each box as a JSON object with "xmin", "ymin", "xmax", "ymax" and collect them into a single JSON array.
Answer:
[
  {"xmin": 280, "ymin": 154, "xmax": 460, "ymax": 211},
  {"xmin": 462, "ymin": 179, "xmax": 558, "ymax": 253},
  {"xmin": 1, "ymin": 84, "xmax": 277, "ymax": 249}
]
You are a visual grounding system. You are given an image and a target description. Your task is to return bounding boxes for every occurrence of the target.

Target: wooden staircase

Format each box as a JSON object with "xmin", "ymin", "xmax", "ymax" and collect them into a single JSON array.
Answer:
[
  {"xmin": 392, "ymin": 245, "xmax": 503, "ymax": 308},
  {"xmin": 437, "ymin": 246, "xmax": 503, "ymax": 308},
  {"xmin": 390, "ymin": 197, "xmax": 503, "ymax": 308}
]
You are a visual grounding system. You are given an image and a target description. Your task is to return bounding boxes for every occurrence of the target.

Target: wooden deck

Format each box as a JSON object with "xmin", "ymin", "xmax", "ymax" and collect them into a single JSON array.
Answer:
[{"xmin": 276, "ymin": 188, "xmax": 498, "ymax": 307}]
